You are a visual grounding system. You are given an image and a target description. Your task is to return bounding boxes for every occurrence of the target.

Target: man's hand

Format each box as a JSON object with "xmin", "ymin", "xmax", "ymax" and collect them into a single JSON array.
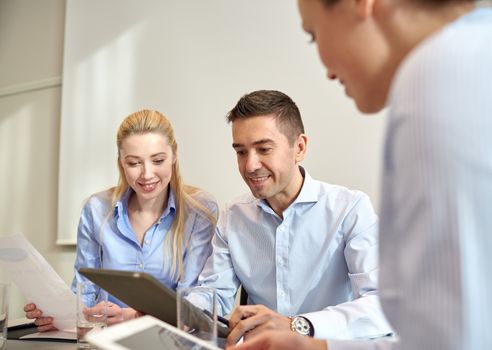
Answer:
[
  {"xmin": 227, "ymin": 305, "xmax": 291, "ymax": 345},
  {"xmin": 226, "ymin": 330, "xmax": 328, "ymax": 350},
  {"xmin": 24, "ymin": 303, "xmax": 57, "ymax": 332}
]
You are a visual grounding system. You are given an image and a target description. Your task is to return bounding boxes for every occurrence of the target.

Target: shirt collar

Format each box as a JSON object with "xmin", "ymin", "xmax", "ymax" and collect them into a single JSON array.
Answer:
[
  {"xmin": 159, "ymin": 188, "xmax": 176, "ymax": 222},
  {"xmin": 113, "ymin": 187, "xmax": 176, "ymax": 222},
  {"xmin": 293, "ymin": 167, "xmax": 318, "ymax": 204},
  {"xmin": 256, "ymin": 166, "xmax": 318, "ymax": 212}
]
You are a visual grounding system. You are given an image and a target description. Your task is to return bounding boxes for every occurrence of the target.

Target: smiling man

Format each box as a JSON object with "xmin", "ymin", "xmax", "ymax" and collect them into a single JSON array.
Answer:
[
  {"xmin": 232, "ymin": 1, "xmax": 492, "ymax": 350},
  {"xmin": 187, "ymin": 90, "xmax": 391, "ymax": 345}
]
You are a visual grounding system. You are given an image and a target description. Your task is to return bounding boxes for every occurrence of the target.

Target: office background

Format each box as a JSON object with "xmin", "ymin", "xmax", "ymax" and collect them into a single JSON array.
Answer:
[{"xmin": 0, "ymin": 0, "xmax": 386, "ymax": 318}]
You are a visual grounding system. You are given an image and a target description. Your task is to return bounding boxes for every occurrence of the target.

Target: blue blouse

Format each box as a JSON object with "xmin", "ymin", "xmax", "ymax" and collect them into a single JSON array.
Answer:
[{"xmin": 71, "ymin": 188, "xmax": 217, "ymax": 306}]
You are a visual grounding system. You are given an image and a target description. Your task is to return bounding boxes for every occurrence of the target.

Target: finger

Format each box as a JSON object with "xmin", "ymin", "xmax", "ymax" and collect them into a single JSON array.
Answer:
[
  {"xmin": 34, "ymin": 317, "xmax": 53, "ymax": 327},
  {"xmin": 25, "ymin": 309, "xmax": 43, "ymax": 319},
  {"xmin": 23, "ymin": 303, "xmax": 36, "ymax": 312},
  {"xmin": 244, "ymin": 315, "xmax": 290, "ymax": 338},
  {"xmin": 82, "ymin": 306, "xmax": 93, "ymax": 316},
  {"xmin": 106, "ymin": 316, "xmax": 122, "ymax": 326},
  {"xmin": 83, "ymin": 304, "xmax": 105, "ymax": 316},
  {"xmin": 37, "ymin": 324, "xmax": 57, "ymax": 333},
  {"xmin": 229, "ymin": 305, "xmax": 265, "ymax": 328},
  {"xmin": 243, "ymin": 321, "xmax": 278, "ymax": 342},
  {"xmin": 106, "ymin": 306, "xmax": 120, "ymax": 318},
  {"xmin": 230, "ymin": 333, "xmax": 271, "ymax": 350},
  {"xmin": 227, "ymin": 312, "xmax": 272, "ymax": 345}
]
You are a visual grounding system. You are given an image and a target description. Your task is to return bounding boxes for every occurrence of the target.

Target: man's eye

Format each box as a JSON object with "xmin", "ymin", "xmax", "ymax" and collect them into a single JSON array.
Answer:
[{"xmin": 259, "ymin": 148, "xmax": 272, "ymax": 154}]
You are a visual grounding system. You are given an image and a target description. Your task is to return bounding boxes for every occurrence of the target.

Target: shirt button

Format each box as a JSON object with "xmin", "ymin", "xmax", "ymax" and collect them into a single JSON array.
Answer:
[
  {"xmin": 277, "ymin": 258, "xmax": 284, "ymax": 266},
  {"xmin": 278, "ymin": 226, "xmax": 284, "ymax": 232},
  {"xmin": 279, "ymin": 290, "xmax": 285, "ymax": 297},
  {"xmin": 145, "ymin": 240, "xmax": 150, "ymax": 245},
  {"xmin": 139, "ymin": 263, "xmax": 144, "ymax": 269}
]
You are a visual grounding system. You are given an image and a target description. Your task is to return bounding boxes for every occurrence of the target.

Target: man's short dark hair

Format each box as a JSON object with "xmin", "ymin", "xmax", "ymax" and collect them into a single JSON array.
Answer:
[{"xmin": 226, "ymin": 90, "xmax": 305, "ymax": 145}]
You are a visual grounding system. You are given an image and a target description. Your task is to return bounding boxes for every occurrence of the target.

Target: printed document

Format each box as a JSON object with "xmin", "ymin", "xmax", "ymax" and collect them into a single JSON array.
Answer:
[{"xmin": 0, "ymin": 233, "xmax": 76, "ymax": 330}]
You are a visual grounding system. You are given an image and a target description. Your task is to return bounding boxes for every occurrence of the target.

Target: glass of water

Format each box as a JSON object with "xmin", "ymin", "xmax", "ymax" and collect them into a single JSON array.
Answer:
[
  {"xmin": 0, "ymin": 284, "xmax": 8, "ymax": 350},
  {"xmin": 177, "ymin": 286, "xmax": 217, "ymax": 345},
  {"xmin": 76, "ymin": 281, "xmax": 107, "ymax": 349}
]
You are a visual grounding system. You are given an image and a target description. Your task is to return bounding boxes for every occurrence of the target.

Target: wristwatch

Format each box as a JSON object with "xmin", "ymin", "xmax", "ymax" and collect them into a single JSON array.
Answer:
[{"xmin": 289, "ymin": 316, "xmax": 314, "ymax": 337}]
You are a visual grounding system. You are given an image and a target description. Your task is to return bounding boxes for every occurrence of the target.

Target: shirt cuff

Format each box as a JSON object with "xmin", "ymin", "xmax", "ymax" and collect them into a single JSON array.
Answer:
[
  {"xmin": 328, "ymin": 338, "xmax": 395, "ymax": 350},
  {"xmin": 301, "ymin": 310, "xmax": 348, "ymax": 339}
]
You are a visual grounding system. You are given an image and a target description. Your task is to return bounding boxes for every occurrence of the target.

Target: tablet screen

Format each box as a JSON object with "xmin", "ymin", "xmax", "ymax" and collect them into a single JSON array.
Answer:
[{"xmin": 115, "ymin": 325, "xmax": 216, "ymax": 350}]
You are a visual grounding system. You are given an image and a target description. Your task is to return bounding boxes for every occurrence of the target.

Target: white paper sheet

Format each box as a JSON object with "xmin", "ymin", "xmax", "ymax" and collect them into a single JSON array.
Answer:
[
  {"xmin": 0, "ymin": 233, "xmax": 76, "ymax": 330},
  {"xmin": 19, "ymin": 329, "xmax": 77, "ymax": 341},
  {"xmin": 7, "ymin": 316, "xmax": 34, "ymax": 328}
]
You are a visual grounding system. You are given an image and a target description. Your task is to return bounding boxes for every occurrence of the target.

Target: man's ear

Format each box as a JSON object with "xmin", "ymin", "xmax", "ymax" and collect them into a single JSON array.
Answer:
[
  {"xmin": 355, "ymin": 0, "xmax": 376, "ymax": 19},
  {"xmin": 295, "ymin": 134, "xmax": 308, "ymax": 163}
]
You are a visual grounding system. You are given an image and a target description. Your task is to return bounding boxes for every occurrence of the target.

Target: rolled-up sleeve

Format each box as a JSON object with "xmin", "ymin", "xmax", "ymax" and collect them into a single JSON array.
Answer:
[{"xmin": 303, "ymin": 195, "xmax": 392, "ymax": 340}]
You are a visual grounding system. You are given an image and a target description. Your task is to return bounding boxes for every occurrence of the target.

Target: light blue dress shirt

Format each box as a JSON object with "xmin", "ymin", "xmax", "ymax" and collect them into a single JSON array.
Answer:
[
  {"xmin": 188, "ymin": 168, "xmax": 391, "ymax": 340},
  {"xmin": 71, "ymin": 188, "xmax": 217, "ymax": 306},
  {"xmin": 329, "ymin": 7, "xmax": 492, "ymax": 350}
]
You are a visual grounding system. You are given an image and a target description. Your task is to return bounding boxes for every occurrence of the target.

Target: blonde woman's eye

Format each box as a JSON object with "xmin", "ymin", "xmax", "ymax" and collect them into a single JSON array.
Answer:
[{"xmin": 153, "ymin": 159, "xmax": 165, "ymax": 165}]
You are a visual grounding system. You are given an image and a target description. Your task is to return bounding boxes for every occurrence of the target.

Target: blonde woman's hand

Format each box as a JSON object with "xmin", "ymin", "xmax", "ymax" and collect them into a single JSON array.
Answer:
[
  {"xmin": 24, "ymin": 303, "xmax": 57, "ymax": 332},
  {"xmin": 84, "ymin": 302, "xmax": 139, "ymax": 326}
]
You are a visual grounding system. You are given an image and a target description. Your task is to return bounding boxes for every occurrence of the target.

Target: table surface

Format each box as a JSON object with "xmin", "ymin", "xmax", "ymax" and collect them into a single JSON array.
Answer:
[
  {"xmin": 8, "ymin": 339, "xmax": 77, "ymax": 349},
  {"xmin": 7, "ymin": 322, "xmax": 78, "ymax": 349}
]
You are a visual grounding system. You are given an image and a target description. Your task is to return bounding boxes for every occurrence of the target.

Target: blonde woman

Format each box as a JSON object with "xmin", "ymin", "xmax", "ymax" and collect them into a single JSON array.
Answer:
[{"xmin": 25, "ymin": 109, "xmax": 217, "ymax": 331}]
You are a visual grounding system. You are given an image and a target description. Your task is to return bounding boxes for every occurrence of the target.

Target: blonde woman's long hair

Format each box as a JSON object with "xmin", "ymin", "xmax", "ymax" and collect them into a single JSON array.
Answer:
[{"xmin": 109, "ymin": 109, "xmax": 217, "ymax": 282}]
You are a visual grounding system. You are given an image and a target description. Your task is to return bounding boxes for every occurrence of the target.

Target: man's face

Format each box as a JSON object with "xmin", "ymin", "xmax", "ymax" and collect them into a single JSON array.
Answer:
[
  {"xmin": 298, "ymin": 0, "xmax": 392, "ymax": 113},
  {"xmin": 232, "ymin": 115, "xmax": 306, "ymax": 207}
]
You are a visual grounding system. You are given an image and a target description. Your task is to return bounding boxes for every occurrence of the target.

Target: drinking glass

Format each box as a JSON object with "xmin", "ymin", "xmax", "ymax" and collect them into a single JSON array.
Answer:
[
  {"xmin": 177, "ymin": 286, "xmax": 217, "ymax": 345},
  {"xmin": 76, "ymin": 281, "xmax": 107, "ymax": 349},
  {"xmin": 0, "ymin": 284, "xmax": 8, "ymax": 350}
]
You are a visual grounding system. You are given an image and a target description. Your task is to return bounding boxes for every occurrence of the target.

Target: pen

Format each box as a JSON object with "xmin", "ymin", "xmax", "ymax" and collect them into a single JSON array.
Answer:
[
  {"xmin": 203, "ymin": 309, "xmax": 230, "ymax": 327},
  {"xmin": 218, "ymin": 314, "xmax": 230, "ymax": 327}
]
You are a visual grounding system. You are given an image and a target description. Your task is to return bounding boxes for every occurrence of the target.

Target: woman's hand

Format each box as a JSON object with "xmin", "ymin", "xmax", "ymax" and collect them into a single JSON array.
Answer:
[
  {"xmin": 23, "ymin": 303, "xmax": 57, "ymax": 332},
  {"xmin": 84, "ymin": 302, "xmax": 139, "ymax": 326}
]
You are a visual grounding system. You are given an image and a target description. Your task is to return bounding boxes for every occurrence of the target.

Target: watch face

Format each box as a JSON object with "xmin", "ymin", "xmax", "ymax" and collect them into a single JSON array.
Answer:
[{"xmin": 292, "ymin": 317, "xmax": 311, "ymax": 336}]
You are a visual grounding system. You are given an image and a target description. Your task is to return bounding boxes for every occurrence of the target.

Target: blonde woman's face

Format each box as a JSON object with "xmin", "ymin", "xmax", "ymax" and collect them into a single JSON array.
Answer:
[{"xmin": 119, "ymin": 132, "xmax": 175, "ymax": 203}]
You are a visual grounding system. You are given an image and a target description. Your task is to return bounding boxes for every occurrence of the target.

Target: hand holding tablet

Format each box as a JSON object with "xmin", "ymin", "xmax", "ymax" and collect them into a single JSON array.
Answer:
[{"xmin": 78, "ymin": 268, "xmax": 230, "ymax": 339}]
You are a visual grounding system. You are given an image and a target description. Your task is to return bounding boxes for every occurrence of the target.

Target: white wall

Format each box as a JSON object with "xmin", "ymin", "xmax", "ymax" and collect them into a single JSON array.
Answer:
[
  {"xmin": 58, "ymin": 0, "xmax": 386, "ymax": 244},
  {"xmin": 0, "ymin": 0, "xmax": 74, "ymax": 319},
  {"xmin": 0, "ymin": 0, "xmax": 385, "ymax": 319}
]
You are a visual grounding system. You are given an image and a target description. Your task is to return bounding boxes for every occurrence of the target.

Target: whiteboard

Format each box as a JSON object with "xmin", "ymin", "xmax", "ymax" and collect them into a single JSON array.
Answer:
[{"xmin": 57, "ymin": 0, "xmax": 386, "ymax": 244}]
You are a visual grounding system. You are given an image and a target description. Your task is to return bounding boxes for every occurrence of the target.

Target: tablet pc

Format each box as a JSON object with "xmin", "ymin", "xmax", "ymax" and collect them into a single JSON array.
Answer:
[
  {"xmin": 85, "ymin": 315, "xmax": 221, "ymax": 350},
  {"xmin": 79, "ymin": 268, "xmax": 229, "ymax": 338}
]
